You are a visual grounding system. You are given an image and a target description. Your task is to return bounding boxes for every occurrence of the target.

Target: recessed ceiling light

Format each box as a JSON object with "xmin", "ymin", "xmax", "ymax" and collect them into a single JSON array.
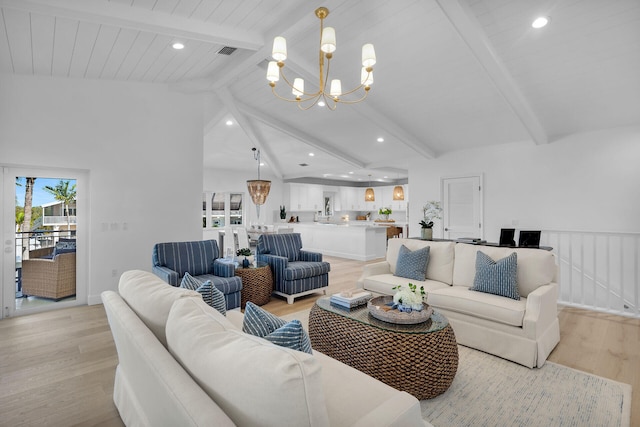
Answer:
[
  {"xmin": 225, "ymin": 120, "xmax": 233, "ymax": 126},
  {"xmin": 318, "ymin": 100, "xmax": 326, "ymax": 107},
  {"xmin": 260, "ymin": 162, "xmax": 265, "ymax": 166},
  {"xmin": 309, "ymin": 152, "xmax": 315, "ymax": 157},
  {"xmin": 532, "ymin": 16, "xmax": 550, "ymax": 29},
  {"xmin": 349, "ymin": 171, "xmax": 354, "ymax": 174},
  {"xmin": 172, "ymin": 42, "xmax": 185, "ymax": 50},
  {"xmin": 377, "ymin": 137, "xmax": 384, "ymax": 142}
]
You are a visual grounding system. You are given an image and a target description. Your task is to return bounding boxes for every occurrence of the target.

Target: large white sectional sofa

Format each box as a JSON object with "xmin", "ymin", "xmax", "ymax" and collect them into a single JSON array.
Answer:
[
  {"xmin": 358, "ymin": 238, "xmax": 560, "ymax": 368},
  {"xmin": 102, "ymin": 270, "xmax": 429, "ymax": 427}
]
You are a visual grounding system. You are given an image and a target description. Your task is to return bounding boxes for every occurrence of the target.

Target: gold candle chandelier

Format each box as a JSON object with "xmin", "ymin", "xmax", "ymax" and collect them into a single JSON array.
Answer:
[
  {"xmin": 246, "ymin": 148, "xmax": 271, "ymax": 219},
  {"xmin": 266, "ymin": 7, "xmax": 376, "ymax": 111}
]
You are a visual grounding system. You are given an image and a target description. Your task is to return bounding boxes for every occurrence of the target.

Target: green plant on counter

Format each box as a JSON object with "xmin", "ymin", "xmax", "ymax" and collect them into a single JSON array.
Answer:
[
  {"xmin": 379, "ymin": 207, "xmax": 392, "ymax": 215},
  {"xmin": 280, "ymin": 205, "xmax": 287, "ymax": 220},
  {"xmin": 236, "ymin": 248, "xmax": 252, "ymax": 256}
]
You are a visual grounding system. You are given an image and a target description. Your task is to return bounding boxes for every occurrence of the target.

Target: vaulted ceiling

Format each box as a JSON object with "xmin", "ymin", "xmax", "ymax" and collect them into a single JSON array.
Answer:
[{"xmin": 1, "ymin": 0, "xmax": 639, "ymax": 184}]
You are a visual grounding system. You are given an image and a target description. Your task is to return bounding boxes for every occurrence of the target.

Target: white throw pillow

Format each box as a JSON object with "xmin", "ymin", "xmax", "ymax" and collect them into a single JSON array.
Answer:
[
  {"xmin": 118, "ymin": 270, "xmax": 201, "ymax": 346},
  {"xmin": 166, "ymin": 297, "xmax": 330, "ymax": 427}
]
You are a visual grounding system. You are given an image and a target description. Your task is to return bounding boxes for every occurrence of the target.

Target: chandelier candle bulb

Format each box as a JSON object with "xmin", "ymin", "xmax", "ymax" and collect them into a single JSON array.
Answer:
[
  {"xmin": 292, "ymin": 78, "xmax": 304, "ymax": 97},
  {"xmin": 362, "ymin": 44, "xmax": 376, "ymax": 67},
  {"xmin": 321, "ymin": 27, "xmax": 336, "ymax": 53},
  {"xmin": 330, "ymin": 79, "xmax": 342, "ymax": 97},
  {"xmin": 272, "ymin": 36, "xmax": 287, "ymax": 61},
  {"xmin": 266, "ymin": 61, "xmax": 279, "ymax": 83}
]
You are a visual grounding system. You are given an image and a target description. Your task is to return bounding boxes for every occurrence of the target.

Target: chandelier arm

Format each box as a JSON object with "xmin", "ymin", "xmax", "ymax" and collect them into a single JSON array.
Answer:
[
  {"xmin": 297, "ymin": 95, "xmax": 323, "ymax": 111},
  {"xmin": 336, "ymin": 82, "xmax": 368, "ymax": 98},
  {"xmin": 323, "ymin": 55, "xmax": 332, "ymax": 97},
  {"xmin": 318, "ymin": 15, "xmax": 325, "ymax": 92},
  {"xmin": 279, "ymin": 67, "xmax": 323, "ymax": 98},
  {"xmin": 334, "ymin": 89, "xmax": 370, "ymax": 104}
]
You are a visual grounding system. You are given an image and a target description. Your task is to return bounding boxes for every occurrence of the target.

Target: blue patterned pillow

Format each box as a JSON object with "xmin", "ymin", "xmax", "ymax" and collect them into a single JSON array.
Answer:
[
  {"xmin": 471, "ymin": 251, "xmax": 520, "ymax": 300},
  {"xmin": 180, "ymin": 272, "xmax": 226, "ymax": 315},
  {"xmin": 394, "ymin": 245, "xmax": 430, "ymax": 281},
  {"xmin": 243, "ymin": 302, "xmax": 312, "ymax": 354}
]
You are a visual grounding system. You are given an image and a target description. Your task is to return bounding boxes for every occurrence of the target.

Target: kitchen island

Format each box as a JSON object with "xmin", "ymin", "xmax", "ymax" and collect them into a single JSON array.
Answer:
[{"xmin": 287, "ymin": 222, "xmax": 387, "ymax": 261}]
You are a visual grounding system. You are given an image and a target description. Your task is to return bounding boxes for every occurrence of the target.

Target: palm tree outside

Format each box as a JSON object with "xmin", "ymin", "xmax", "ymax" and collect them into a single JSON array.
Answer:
[{"xmin": 43, "ymin": 180, "xmax": 77, "ymax": 237}]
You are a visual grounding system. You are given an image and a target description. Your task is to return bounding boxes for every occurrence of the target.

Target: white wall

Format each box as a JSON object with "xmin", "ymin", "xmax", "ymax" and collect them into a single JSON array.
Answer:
[
  {"xmin": 409, "ymin": 126, "xmax": 640, "ymax": 242},
  {"xmin": 203, "ymin": 168, "xmax": 284, "ymax": 225},
  {"xmin": 0, "ymin": 74, "xmax": 204, "ymax": 304}
]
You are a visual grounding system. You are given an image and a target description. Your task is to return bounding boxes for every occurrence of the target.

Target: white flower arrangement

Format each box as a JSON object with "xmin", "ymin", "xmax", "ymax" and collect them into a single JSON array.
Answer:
[{"xmin": 391, "ymin": 283, "xmax": 426, "ymax": 311}]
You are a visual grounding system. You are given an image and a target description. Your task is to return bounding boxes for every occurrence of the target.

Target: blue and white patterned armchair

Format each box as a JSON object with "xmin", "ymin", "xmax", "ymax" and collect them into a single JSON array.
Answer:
[
  {"xmin": 256, "ymin": 233, "xmax": 330, "ymax": 304},
  {"xmin": 152, "ymin": 239, "xmax": 242, "ymax": 310}
]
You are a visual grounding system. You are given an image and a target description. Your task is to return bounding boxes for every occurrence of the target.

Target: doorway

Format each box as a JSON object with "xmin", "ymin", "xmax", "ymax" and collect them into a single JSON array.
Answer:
[
  {"xmin": 1, "ymin": 166, "xmax": 88, "ymax": 319},
  {"xmin": 442, "ymin": 175, "xmax": 483, "ymax": 240}
]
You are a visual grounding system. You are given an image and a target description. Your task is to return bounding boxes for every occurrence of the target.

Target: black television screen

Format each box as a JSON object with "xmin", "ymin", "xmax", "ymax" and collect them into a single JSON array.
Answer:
[
  {"xmin": 518, "ymin": 231, "xmax": 541, "ymax": 248},
  {"xmin": 499, "ymin": 228, "xmax": 516, "ymax": 246}
]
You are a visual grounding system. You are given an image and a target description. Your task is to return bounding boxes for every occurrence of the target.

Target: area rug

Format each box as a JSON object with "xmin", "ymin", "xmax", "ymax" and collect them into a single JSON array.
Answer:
[{"xmin": 282, "ymin": 309, "xmax": 632, "ymax": 427}]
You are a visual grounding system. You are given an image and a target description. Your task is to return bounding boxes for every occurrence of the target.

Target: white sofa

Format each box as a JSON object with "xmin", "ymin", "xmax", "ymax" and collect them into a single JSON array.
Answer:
[
  {"xmin": 358, "ymin": 239, "xmax": 560, "ymax": 368},
  {"xmin": 102, "ymin": 270, "xmax": 429, "ymax": 427}
]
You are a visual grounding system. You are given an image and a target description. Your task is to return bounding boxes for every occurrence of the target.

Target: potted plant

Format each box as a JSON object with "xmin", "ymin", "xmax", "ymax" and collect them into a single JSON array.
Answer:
[
  {"xmin": 279, "ymin": 205, "xmax": 287, "ymax": 222},
  {"xmin": 420, "ymin": 201, "xmax": 442, "ymax": 240},
  {"xmin": 236, "ymin": 247, "xmax": 253, "ymax": 268},
  {"xmin": 379, "ymin": 207, "xmax": 392, "ymax": 220}
]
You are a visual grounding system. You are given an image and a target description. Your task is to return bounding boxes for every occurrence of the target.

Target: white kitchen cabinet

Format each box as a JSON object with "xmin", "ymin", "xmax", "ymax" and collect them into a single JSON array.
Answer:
[{"xmin": 286, "ymin": 183, "xmax": 323, "ymax": 211}]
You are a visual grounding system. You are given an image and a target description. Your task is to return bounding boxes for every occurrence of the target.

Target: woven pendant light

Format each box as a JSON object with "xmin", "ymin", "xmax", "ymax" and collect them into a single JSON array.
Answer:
[
  {"xmin": 365, "ymin": 175, "xmax": 375, "ymax": 201},
  {"xmin": 247, "ymin": 148, "xmax": 271, "ymax": 219},
  {"xmin": 392, "ymin": 185, "xmax": 404, "ymax": 200}
]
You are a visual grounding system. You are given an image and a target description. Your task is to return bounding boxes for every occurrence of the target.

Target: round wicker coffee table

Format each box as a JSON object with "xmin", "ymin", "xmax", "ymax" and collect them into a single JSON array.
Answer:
[
  {"xmin": 309, "ymin": 296, "xmax": 458, "ymax": 399},
  {"xmin": 235, "ymin": 262, "xmax": 273, "ymax": 309}
]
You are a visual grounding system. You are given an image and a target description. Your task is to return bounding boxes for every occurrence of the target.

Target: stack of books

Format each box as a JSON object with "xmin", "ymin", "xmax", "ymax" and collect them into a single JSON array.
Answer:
[{"xmin": 330, "ymin": 290, "xmax": 372, "ymax": 309}]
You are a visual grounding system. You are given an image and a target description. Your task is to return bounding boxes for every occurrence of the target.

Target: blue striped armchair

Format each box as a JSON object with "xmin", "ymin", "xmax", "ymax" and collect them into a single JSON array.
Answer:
[
  {"xmin": 152, "ymin": 239, "xmax": 242, "ymax": 310},
  {"xmin": 256, "ymin": 233, "xmax": 330, "ymax": 304}
]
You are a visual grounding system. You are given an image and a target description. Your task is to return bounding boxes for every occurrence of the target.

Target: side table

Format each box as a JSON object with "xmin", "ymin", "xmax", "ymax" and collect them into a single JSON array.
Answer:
[{"xmin": 235, "ymin": 262, "xmax": 273, "ymax": 309}]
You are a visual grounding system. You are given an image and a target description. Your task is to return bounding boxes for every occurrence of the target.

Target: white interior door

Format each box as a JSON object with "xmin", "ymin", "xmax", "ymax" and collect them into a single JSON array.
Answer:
[{"xmin": 442, "ymin": 175, "xmax": 483, "ymax": 240}]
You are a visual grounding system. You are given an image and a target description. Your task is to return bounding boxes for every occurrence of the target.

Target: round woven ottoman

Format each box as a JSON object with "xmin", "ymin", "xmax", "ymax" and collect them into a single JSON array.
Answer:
[
  {"xmin": 235, "ymin": 263, "xmax": 273, "ymax": 308},
  {"xmin": 309, "ymin": 297, "xmax": 458, "ymax": 399}
]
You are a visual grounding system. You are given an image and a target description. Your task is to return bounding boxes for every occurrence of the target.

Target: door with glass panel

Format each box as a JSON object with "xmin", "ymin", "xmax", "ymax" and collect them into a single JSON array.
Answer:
[{"xmin": 1, "ymin": 166, "xmax": 86, "ymax": 318}]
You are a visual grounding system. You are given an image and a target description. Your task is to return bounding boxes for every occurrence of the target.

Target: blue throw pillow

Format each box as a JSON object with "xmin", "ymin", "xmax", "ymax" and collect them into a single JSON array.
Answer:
[
  {"xmin": 180, "ymin": 272, "xmax": 226, "ymax": 315},
  {"xmin": 471, "ymin": 251, "xmax": 520, "ymax": 300},
  {"xmin": 394, "ymin": 245, "xmax": 430, "ymax": 281},
  {"xmin": 243, "ymin": 302, "xmax": 312, "ymax": 354},
  {"xmin": 52, "ymin": 240, "xmax": 76, "ymax": 257}
]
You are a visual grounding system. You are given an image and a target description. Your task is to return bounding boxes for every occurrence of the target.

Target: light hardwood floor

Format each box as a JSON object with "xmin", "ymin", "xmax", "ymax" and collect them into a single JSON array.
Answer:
[{"xmin": 1, "ymin": 255, "xmax": 638, "ymax": 426}]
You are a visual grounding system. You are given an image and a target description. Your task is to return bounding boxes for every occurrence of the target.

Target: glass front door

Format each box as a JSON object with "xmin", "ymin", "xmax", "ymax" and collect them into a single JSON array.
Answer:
[{"xmin": 1, "ymin": 166, "xmax": 87, "ymax": 318}]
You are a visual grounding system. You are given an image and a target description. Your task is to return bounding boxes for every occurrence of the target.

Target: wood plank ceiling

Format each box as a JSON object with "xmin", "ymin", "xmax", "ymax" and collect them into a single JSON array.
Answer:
[{"xmin": 1, "ymin": 0, "xmax": 639, "ymax": 182}]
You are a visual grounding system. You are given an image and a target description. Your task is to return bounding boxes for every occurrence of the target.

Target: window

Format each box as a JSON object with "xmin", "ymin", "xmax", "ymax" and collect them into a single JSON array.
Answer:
[{"xmin": 202, "ymin": 192, "xmax": 245, "ymax": 228}]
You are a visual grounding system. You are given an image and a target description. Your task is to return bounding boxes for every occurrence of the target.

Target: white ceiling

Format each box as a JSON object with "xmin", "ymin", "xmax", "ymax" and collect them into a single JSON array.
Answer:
[{"xmin": 1, "ymin": 0, "xmax": 639, "ymax": 183}]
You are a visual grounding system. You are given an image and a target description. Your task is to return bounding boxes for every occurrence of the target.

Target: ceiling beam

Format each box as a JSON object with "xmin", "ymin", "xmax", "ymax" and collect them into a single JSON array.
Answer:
[
  {"xmin": 0, "ymin": 0, "xmax": 263, "ymax": 50},
  {"xmin": 435, "ymin": 0, "xmax": 548, "ymax": 145},
  {"xmin": 353, "ymin": 103, "xmax": 436, "ymax": 159},
  {"xmin": 236, "ymin": 101, "xmax": 366, "ymax": 170},
  {"xmin": 215, "ymin": 87, "xmax": 284, "ymax": 178}
]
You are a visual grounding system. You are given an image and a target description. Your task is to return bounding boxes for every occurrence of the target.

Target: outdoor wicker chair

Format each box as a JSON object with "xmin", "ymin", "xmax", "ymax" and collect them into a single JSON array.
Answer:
[{"xmin": 21, "ymin": 252, "xmax": 76, "ymax": 300}]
